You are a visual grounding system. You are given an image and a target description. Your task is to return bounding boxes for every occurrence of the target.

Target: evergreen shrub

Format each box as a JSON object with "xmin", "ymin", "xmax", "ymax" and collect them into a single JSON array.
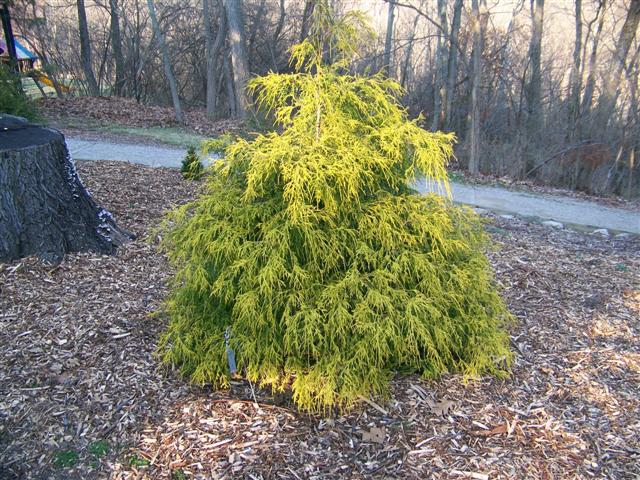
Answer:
[
  {"xmin": 160, "ymin": 6, "xmax": 512, "ymax": 412},
  {"xmin": 0, "ymin": 65, "xmax": 38, "ymax": 120},
  {"xmin": 180, "ymin": 146, "xmax": 203, "ymax": 180}
]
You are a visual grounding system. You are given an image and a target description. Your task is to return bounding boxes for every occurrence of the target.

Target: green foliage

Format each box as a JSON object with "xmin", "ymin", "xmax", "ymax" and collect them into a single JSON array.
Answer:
[
  {"xmin": 53, "ymin": 450, "xmax": 79, "ymax": 468},
  {"xmin": 127, "ymin": 454, "xmax": 150, "ymax": 467},
  {"xmin": 173, "ymin": 469, "xmax": 187, "ymax": 480},
  {"xmin": 0, "ymin": 65, "xmax": 38, "ymax": 120},
  {"xmin": 181, "ymin": 146, "xmax": 203, "ymax": 180},
  {"xmin": 88, "ymin": 439, "xmax": 110, "ymax": 458},
  {"xmin": 159, "ymin": 6, "xmax": 511, "ymax": 412},
  {"xmin": 201, "ymin": 133, "xmax": 236, "ymax": 156}
]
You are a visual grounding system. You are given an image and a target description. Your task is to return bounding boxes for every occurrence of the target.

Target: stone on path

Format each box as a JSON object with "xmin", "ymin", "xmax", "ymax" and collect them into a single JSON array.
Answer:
[{"xmin": 541, "ymin": 220, "xmax": 564, "ymax": 229}]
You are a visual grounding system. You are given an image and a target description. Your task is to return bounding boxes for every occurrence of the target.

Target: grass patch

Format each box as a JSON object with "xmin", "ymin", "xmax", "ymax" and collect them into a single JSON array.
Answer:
[
  {"xmin": 105, "ymin": 125, "xmax": 205, "ymax": 148},
  {"xmin": 43, "ymin": 116, "xmax": 207, "ymax": 148},
  {"xmin": 173, "ymin": 469, "xmax": 187, "ymax": 480},
  {"xmin": 88, "ymin": 439, "xmax": 110, "ymax": 458},
  {"xmin": 53, "ymin": 450, "xmax": 79, "ymax": 468},
  {"xmin": 448, "ymin": 171, "xmax": 466, "ymax": 183},
  {"xmin": 128, "ymin": 454, "xmax": 150, "ymax": 467}
]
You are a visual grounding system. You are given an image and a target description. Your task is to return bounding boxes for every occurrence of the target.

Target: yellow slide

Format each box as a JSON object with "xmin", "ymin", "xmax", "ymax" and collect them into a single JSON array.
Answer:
[{"xmin": 34, "ymin": 72, "xmax": 70, "ymax": 92}]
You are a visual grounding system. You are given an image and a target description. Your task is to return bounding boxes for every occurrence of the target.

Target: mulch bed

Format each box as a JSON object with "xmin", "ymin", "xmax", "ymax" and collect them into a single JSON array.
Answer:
[{"xmin": 1, "ymin": 161, "xmax": 638, "ymax": 479}]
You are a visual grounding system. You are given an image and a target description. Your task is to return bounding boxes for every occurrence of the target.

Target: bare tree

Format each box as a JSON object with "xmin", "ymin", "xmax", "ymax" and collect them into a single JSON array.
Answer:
[
  {"xmin": 524, "ymin": 0, "xmax": 544, "ymax": 173},
  {"xmin": 146, "ymin": 0, "xmax": 185, "ymax": 123},
  {"xmin": 468, "ymin": 0, "xmax": 485, "ymax": 174},
  {"xmin": 431, "ymin": 0, "xmax": 447, "ymax": 130},
  {"xmin": 109, "ymin": 0, "xmax": 125, "ymax": 95},
  {"xmin": 270, "ymin": 0, "xmax": 286, "ymax": 69},
  {"xmin": 383, "ymin": 0, "xmax": 394, "ymax": 75},
  {"xmin": 567, "ymin": 0, "xmax": 582, "ymax": 142},
  {"xmin": 7, "ymin": 0, "xmax": 638, "ymax": 195},
  {"xmin": 300, "ymin": 0, "xmax": 315, "ymax": 42},
  {"xmin": 444, "ymin": 0, "xmax": 463, "ymax": 131},
  {"xmin": 223, "ymin": 53, "xmax": 236, "ymax": 116},
  {"xmin": 580, "ymin": 0, "xmax": 606, "ymax": 119},
  {"xmin": 224, "ymin": 0, "xmax": 250, "ymax": 119},
  {"xmin": 77, "ymin": 0, "xmax": 100, "ymax": 96},
  {"xmin": 204, "ymin": 0, "xmax": 225, "ymax": 118},
  {"xmin": 400, "ymin": 10, "xmax": 421, "ymax": 87},
  {"xmin": 599, "ymin": 0, "xmax": 640, "ymax": 122}
]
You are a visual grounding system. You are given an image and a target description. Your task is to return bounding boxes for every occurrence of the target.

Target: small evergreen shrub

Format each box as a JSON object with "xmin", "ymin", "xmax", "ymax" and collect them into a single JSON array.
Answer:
[
  {"xmin": 160, "ymin": 5, "xmax": 511, "ymax": 412},
  {"xmin": 181, "ymin": 146, "xmax": 203, "ymax": 180},
  {"xmin": 0, "ymin": 65, "xmax": 38, "ymax": 120}
]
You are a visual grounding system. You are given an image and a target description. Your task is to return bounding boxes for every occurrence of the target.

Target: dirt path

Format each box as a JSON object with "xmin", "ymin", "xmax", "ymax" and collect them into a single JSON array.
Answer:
[{"xmin": 67, "ymin": 137, "xmax": 639, "ymax": 234}]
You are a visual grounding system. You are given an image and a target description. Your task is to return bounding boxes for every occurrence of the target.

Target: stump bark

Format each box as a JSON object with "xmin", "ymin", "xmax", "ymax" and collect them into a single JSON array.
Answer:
[{"xmin": 0, "ymin": 114, "xmax": 134, "ymax": 263}]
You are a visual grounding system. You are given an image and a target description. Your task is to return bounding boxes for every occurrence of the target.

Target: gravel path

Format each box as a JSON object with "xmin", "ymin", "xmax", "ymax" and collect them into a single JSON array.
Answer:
[
  {"xmin": 68, "ymin": 137, "xmax": 186, "ymax": 169},
  {"xmin": 67, "ymin": 137, "xmax": 639, "ymax": 234}
]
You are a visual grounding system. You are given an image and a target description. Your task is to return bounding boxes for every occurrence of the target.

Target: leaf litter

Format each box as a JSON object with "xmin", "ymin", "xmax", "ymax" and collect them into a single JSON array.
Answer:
[
  {"xmin": 39, "ymin": 96, "xmax": 241, "ymax": 138},
  {"xmin": 0, "ymin": 161, "xmax": 638, "ymax": 479}
]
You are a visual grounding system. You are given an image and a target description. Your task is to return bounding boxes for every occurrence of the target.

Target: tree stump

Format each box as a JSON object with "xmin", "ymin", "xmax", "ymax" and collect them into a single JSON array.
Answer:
[{"xmin": 0, "ymin": 114, "xmax": 134, "ymax": 263}]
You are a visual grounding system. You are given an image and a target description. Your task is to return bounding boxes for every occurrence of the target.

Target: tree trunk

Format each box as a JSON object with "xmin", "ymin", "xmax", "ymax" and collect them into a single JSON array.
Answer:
[
  {"xmin": 580, "ymin": 0, "xmax": 605, "ymax": 119},
  {"xmin": 300, "ymin": 0, "xmax": 315, "ymax": 42},
  {"xmin": 567, "ymin": 0, "xmax": 582, "ymax": 142},
  {"xmin": 109, "ymin": 0, "xmax": 125, "ymax": 96},
  {"xmin": 468, "ymin": 0, "xmax": 484, "ymax": 175},
  {"xmin": 431, "ymin": 0, "xmax": 447, "ymax": 131},
  {"xmin": 204, "ymin": 0, "xmax": 225, "ymax": 119},
  {"xmin": 223, "ymin": 53, "xmax": 237, "ymax": 117},
  {"xmin": 444, "ymin": 0, "xmax": 463, "ymax": 131},
  {"xmin": 0, "ymin": 115, "xmax": 133, "ymax": 263},
  {"xmin": 247, "ymin": 0, "xmax": 266, "ymax": 73},
  {"xmin": 224, "ymin": 0, "xmax": 250, "ymax": 119},
  {"xmin": 1, "ymin": 1, "xmax": 18, "ymax": 73},
  {"xmin": 270, "ymin": 0, "xmax": 286, "ymax": 69},
  {"xmin": 146, "ymin": 0, "xmax": 185, "ymax": 124},
  {"xmin": 77, "ymin": 0, "xmax": 100, "ymax": 96},
  {"xmin": 524, "ymin": 0, "xmax": 545, "ymax": 174},
  {"xmin": 400, "ymin": 11, "xmax": 421, "ymax": 88},
  {"xmin": 598, "ymin": 0, "xmax": 640, "ymax": 122},
  {"xmin": 383, "ymin": 0, "xmax": 395, "ymax": 76}
]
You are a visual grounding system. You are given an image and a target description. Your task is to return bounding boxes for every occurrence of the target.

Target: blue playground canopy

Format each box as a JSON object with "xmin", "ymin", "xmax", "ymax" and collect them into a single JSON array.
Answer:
[{"xmin": 0, "ymin": 37, "xmax": 37, "ymax": 60}]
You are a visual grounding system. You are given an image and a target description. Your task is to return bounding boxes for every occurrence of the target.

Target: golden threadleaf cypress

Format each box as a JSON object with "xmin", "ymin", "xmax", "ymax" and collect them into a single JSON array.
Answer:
[{"xmin": 159, "ymin": 5, "xmax": 512, "ymax": 412}]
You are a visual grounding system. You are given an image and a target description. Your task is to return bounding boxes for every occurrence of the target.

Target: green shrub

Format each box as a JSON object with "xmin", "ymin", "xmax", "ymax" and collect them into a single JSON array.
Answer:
[
  {"xmin": 159, "ymin": 5, "xmax": 512, "ymax": 412},
  {"xmin": 0, "ymin": 65, "xmax": 38, "ymax": 120},
  {"xmin": 180, "ymin": 146, "xmax": 203, "ymax": 180},
  {"xmin": 201, "ymin": 133, "xmax": 236, "ymax": 157}
]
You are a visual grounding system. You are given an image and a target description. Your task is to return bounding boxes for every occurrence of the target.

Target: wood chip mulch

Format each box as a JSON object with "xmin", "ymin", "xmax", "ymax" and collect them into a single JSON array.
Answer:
[{"xmin": 1, "ymin": 161, "xmax": 638, "ymax": 480}]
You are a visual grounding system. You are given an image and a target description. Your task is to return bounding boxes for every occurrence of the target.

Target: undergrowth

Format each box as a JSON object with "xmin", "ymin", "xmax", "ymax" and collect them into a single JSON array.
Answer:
[
  {"xmin": 159, "ymin": 4, "xmax": 512, "ymax": 412},
  {"xmin": 0, "ymin": 65, "xmax": 38, "ymax": 120}
]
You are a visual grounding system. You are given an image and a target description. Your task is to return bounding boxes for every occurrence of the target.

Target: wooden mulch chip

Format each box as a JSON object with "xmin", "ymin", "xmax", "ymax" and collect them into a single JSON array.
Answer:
[{"xmin": 1, "ymin": 161, "xmax": 638, "ymax": 479}]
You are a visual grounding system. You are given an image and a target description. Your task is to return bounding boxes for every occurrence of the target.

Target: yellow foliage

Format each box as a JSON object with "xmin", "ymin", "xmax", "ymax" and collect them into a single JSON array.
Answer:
[{"xmin": 159, "ymin": 6, "xmax": 511, "ymax": 412}]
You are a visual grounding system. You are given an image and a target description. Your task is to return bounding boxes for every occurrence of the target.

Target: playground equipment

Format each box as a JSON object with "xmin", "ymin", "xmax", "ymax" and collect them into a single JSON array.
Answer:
[{"xmin": 32, "ymin": 71, "xmax": 70, "ymax": 93}]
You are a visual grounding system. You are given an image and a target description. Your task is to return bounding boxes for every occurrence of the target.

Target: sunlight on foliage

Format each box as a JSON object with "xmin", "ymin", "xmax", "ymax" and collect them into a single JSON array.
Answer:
[{"xmin": 159, "ymin": 4, "xmax": 512, "ymax": 412}]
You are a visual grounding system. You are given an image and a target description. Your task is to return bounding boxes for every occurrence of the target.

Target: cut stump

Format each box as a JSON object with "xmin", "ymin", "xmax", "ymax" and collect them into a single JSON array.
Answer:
[{"xmin": 0, "ymin": 114, "xmax": 134, "ymax": 263}]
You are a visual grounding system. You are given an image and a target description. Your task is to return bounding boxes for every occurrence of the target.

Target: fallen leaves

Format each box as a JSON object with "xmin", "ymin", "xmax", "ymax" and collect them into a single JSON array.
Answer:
[
  {"xmin": 361, "ymin": 427, "xmax": 386, "ymax": 444},
  {"xmin": 39, "ymin": 96, "xmax": 242, "ymax": 138}
]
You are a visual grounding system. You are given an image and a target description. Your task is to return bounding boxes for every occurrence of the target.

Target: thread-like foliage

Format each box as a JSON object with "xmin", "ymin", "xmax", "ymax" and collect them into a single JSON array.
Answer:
[{"xmin": 159, "ymin": 9, "xmax": 511, "ymax": 412}]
